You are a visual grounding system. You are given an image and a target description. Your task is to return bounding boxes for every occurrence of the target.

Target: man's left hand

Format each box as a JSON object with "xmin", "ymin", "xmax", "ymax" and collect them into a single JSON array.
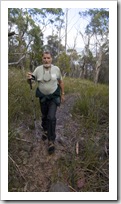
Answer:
[{"xmin": 61, "ymin": 95, "xmax": 65, "ymax": 103}]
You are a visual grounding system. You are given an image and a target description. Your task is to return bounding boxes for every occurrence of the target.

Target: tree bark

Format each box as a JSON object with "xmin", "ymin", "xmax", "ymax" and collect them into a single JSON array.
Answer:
[{"xmin": 94, "ymin": 47, "xmax": 103, "ymax": 84}]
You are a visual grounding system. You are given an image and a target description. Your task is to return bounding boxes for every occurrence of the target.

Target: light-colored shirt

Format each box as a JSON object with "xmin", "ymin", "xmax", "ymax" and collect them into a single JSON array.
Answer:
[{"xmin": 32, "ymin": 64, "xmax": 62, "ymax": 95}]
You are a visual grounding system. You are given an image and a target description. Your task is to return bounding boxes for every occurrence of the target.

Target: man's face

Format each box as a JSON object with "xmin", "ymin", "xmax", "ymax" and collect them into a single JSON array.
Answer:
[{"xmin": 42, "ymin": 53, "xmax": 52, "ymax": 68}]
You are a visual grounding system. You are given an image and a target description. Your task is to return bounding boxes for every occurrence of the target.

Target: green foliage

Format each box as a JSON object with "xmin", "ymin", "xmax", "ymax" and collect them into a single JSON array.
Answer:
[
  {"xmin": 64, "ymin": 77, "xmax": 108, "ymax": 129},
  {"xmin": 8, "ymin": 69, "xmax": 40, "ymax": 133},
  {"xmin": 52, "ymin": 135, "xmax": 108, "ymax": 191},
  {"xmin": 78, "ymin": 8, "xmax": 109, "ymax": 84},
  {"xmin": 67, "ymin": 49, "xmax": 79, "ymax": 61},
  {"xmin": 43, "ymin": 8, "xmax": 64, "ymax": 16},
  {"xmin": 56, "ymin": 53, "xmax": 71, "ymax": 75},
  {"xmin": 79, "ymin": 8, "xmax": 109, "ymax": 35},
  {"xmin": 8, "ymin": 8, "xmax": 109, "ymax": 84},
  {"xmin": 8, "ymin": 8, "xmax": 44, "ymax": 67},
  {"xmin": 74, "ymin": 85, "xmax": 108, "ymax": 126},
  {"xmin": 51, "ymin": 77, "xmax": 109, "ymax": 192},
  {"xmin": 8, "ymin": 8, "xmax": 65, "ymax": 67},
  {"xmin": 45, "ymin": 35, "xmax": 65, "ymax": 60}
]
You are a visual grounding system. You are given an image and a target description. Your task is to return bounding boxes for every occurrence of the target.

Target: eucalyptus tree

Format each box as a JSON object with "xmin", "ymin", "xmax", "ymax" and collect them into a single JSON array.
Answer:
[
  {"xmin": 79, "ymin": 8, "xmax": 109, "ymax": 83},
  {"xmin": 67, "ymin": 48, "xmax": 79, "ymax": 77},
  {"xmin": 44, "ymin": 34, "xmax": 65, "ymax": 63},
  {"xmin": 8, "ymin": 8, "xmax": 65, "ymax": 69},
  {"xmin": 42, "ymin": 8, "xmax": 65, "ymax": 57},
  {"xmin": 56, "ymin": 52, "xmax": 71, "ymax": 76},
  {"xmin": 8, "ymin": 8, "xmax": 43, "ymax": 68}
]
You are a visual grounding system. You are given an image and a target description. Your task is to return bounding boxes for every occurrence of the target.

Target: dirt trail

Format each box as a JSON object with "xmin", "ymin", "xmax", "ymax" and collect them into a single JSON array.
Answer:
[{"xmin": 9, "ymin": 94, "xmax": 81, "ymax": 192}]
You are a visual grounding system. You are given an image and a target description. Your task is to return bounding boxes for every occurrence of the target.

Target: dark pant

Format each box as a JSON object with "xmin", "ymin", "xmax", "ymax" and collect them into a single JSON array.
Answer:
[{"xmin": 39, "ymin": 99, "xmax": 57, "ymax": 142}]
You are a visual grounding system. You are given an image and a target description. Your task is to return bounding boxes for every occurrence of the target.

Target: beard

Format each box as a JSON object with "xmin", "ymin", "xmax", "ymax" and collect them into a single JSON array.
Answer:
[{"xmin": 43, "ymin": 64, "xmax": 51, "ymax": 68}]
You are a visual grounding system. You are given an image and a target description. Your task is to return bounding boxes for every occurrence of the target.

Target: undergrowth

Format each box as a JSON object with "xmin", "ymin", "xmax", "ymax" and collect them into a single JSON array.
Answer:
[
  {"xmin": 8, "ymin": 68, "xmax": 40, "ymax": 141},
  {"xmin": 55, "ymin": 77, "xmax": 109, "ymax": 192},
  {"xmin": 64, "ymin": 77, "xmax": 108, "ymax": 129},
  {"xmin": 8, "ymin": 69, "xmax": 109, "ymax": 192}
]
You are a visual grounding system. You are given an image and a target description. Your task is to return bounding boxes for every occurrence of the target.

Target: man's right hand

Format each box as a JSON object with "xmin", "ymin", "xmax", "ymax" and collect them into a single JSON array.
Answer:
[{"xmin": 27, "ymin": 72, "xmax": 33, "ymax": 80}]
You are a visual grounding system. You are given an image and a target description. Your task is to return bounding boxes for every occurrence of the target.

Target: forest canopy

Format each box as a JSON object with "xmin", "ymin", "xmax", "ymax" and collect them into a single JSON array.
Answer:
[{"xmin": 8, "ymin": 8, "xmax": 109, "ymax": 84}]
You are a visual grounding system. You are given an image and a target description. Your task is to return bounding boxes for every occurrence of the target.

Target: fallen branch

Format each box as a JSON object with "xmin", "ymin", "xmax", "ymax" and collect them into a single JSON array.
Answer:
[
  {"xmin": 16, "ymin": 137, "xmax": 32, "ymax": 143},
  {"xmin": 76, "ymin": 142, "xmax": 79, "ymax": 155},
  {"xmin": 8, "ymin": 55, "xmax": 25, "ymax": 66},
  {"xmin": 68, "ymin": 185, "xmax": 77, "ymax": 192}
]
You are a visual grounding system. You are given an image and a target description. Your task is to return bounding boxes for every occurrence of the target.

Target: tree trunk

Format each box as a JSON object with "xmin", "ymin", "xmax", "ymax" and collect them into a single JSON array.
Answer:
[
  {"xmin": 94, "ymin": 66, "xmax": 101, "ymax": 84},
  {"xmin": 94, "ymin": 47, "xmax": 103, "ymax": 84}
]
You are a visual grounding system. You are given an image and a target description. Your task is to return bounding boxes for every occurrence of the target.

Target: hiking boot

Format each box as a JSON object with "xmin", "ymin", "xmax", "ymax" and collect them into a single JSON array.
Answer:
[
  {"xmin": 42, "ymin": 131, "xmax": 48, "ymax": 141},
  {"xmin": 48, "ymin": 141, "xmax": 55, "ymax": 154}
]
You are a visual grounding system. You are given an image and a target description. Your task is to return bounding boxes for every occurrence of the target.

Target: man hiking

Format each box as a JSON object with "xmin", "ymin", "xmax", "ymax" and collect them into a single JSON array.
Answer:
[{"xmin": 27, "ymin": 51, "xmax": 65, "ymax": 154}]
